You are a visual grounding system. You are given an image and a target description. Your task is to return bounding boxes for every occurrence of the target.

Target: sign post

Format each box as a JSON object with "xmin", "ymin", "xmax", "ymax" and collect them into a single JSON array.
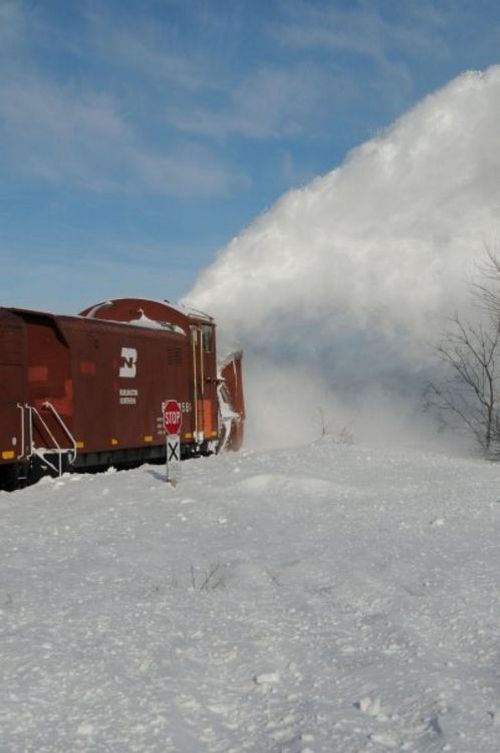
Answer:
[{"xmin": 162, "ymin": 400, "xmax": 182, "ymax": 485}]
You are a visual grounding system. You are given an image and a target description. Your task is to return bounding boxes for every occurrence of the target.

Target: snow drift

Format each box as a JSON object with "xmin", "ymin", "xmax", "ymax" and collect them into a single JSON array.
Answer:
[
  {"xmin": 3, "ymin": 442, "xmax": 500, "ymax": 751},
  {"xmin": 185, "ymin": 67, "xmax": 500, "ymax": 446}
]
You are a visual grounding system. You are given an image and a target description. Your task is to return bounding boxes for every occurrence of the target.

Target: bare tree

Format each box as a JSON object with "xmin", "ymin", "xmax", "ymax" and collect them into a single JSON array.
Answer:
[
  {"xmin": 425, "ymin": 314, "xmax": 500, "ymax": 453},
  {"xmin": 473, "ymin": 244, "xmax": 500, "ymax": 319},
  {"xmin": 426, "ymin": 246, "xmax": 500, "ymax": 454}
]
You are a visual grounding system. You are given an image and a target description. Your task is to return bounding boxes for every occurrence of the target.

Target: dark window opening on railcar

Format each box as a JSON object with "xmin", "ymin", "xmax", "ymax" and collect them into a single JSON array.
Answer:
[
  {"xmin": 202, "ymin": 325, "xmax": 213, "ymax": 353},
  {"xmin": 167, "ymin": 346, "xmax": 182, "ymax": 366}
]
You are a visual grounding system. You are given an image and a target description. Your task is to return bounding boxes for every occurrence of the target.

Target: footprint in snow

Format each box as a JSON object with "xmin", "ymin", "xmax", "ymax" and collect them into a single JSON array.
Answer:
[
  {"xmin": 254, "ymin": 671, "xmax": 280, "ymax": 686},
  {"xmin": 354, "ymin": 696, "xmax": 390, "ymax": 721},
  {"xmin": 370, "ymin": 731, "xmax": 400, "ymax": 748}
]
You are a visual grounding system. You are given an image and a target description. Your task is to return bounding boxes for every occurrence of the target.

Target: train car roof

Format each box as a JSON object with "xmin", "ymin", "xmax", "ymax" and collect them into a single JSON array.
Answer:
[
  {"xmin": 2, "ymin": 305, "xmax": 188, "ymax": 339},
  {"xmin": 79, "ymin": 298, "xmax": 214, "ymax": 329}
]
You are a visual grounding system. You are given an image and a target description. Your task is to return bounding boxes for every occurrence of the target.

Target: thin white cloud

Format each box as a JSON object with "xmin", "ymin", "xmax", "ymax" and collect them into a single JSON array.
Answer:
[
  {"xmin": 162, "ymin": 3, "xmax": 441, "ymax": 143},
  {"xmin": 0, "ymin": 74, "xmax": 237, "ymax": 196},
  {"xmin": 165, "ymin": 64, "xmax": 337, "ymax": 140},
  {"xmin": 84, "ymin": 9, "xmax": 213, "ymax": 93},
  {"xmin": 0, "ymin": 0, "xmax": 23, "ymax": 44},
  {"xmin": 276, "ymin": 17, "xmax": 381, "ymax": 57},
  {"xmin": 0, "ymin": 0, "xmax": 55, "ymax": 56},
  {"xmin": 270, "ymin": 1, "xmax": 450, "ymax": 111},
  {"xmin": 0, "ymin": 1, "xmax": 243, "ymax": 196},
  {"xmin": 274, "ymin": 0, "xmax": 448, "ymax": 60}
]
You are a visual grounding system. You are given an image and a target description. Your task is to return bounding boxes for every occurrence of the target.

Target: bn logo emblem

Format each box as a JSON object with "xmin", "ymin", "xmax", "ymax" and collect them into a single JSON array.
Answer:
[{"xmin": 119, "ymin": 347, "xmax": 138, "ymax": 378}]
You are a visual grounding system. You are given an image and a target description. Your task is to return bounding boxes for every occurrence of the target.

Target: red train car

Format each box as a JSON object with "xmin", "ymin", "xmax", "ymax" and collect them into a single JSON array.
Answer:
[{"xmin": 0, "ymin": 298, "xmax": 244, "ymax": 490}]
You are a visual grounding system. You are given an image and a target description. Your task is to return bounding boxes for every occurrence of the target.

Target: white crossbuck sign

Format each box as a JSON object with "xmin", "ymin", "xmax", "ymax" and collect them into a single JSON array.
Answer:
[
  {"xmin": 167, "ymin": 436, "xmax": 180, "ymax": 462},
  {"xmin": 166, "ymin": 435, "xmax": 181, "ymax": 485}
]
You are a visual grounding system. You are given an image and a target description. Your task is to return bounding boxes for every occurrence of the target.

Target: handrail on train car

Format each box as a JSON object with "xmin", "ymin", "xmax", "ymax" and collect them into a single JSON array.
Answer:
[
  {"xmin": 42, "ymin": 402, "xmax": 77, "ymax": 464},
  {"xmin": 16, "ymin": 402, "xmax": 77, "ymax": 477},
  {"xmin": 16, "ymin": 403, "xmax": 25, "ymax": 461}
]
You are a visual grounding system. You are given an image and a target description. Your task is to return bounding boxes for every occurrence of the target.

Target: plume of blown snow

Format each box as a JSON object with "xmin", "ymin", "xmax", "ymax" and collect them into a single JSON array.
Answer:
[{"xmin": 184, "ymin": 67, "xmax": 500, "ymax": 448}]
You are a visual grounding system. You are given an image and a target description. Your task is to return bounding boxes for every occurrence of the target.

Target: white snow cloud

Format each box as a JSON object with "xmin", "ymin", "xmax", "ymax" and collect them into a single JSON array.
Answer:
[{"xmin": 185, "ymin": 66, "xmax": 500, "ymax": 445}]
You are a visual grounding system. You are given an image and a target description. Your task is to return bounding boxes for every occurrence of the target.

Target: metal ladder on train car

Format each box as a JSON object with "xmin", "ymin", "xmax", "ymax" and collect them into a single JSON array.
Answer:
[{"xmin": 17, "ymin": 402, "xmax": 78, "ymax": 477}]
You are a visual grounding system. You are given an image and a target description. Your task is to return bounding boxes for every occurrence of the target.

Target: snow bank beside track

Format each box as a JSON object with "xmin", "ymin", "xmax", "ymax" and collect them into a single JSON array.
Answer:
[{"xmin": 1, "ymin": 441, "xmax": 500, "ymax": 752}]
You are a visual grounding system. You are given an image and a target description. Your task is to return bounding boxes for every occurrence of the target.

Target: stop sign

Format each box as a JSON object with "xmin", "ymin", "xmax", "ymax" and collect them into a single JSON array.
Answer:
[{"xmin": 163, "ymin": 400, "xmax": 182, "ymax": 435}]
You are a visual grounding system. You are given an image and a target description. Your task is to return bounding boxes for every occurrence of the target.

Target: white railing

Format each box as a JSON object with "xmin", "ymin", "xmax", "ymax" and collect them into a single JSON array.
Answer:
[
  {"xmin": 42, "ymin": 402, "xmax": 77, "ymax": 463},
  {"xmin": 17, "ymin": 402, "xmax": 77, "ymax": 476}
]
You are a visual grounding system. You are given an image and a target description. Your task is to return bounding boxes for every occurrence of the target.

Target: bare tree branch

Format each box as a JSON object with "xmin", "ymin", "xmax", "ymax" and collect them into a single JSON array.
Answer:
[{"xmin": 426, "ymin": 312, "xmax": 500, "ymax": 453}]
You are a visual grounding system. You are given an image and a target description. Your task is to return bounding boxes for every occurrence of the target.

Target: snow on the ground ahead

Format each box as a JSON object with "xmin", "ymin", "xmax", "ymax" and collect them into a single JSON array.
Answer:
[{"xmin": 2, "ymin": 440, "xmax": 500, "ymax": 752}]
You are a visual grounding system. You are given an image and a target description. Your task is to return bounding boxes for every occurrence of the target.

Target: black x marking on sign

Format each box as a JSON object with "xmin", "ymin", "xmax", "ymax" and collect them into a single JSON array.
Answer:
[{"xmin": 167, "ymin": 438, "xmax": 180, "ymax": 462}]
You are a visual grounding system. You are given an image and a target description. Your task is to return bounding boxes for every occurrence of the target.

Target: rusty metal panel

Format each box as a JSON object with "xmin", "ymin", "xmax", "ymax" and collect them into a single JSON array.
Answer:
[
  {"xmin": 58, "ymin": 317, "xmax": 197, "ymax": 453},
  {"xmin": 78, "ymin": 299, "xmax": 221, "ymax": 445},
  {"xmin": 22, "ymin": 314, "xmax": 73, "ymax": 450}
]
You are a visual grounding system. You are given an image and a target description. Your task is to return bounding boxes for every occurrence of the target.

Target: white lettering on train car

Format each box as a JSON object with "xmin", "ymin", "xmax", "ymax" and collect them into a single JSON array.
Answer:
[
  {"xmin": 119, "ymin": 347, "xmax": 137, "ymax": 378},
  {"xmin": 120, "ymin": 388, "xmax": 138, "ymax": 405}
]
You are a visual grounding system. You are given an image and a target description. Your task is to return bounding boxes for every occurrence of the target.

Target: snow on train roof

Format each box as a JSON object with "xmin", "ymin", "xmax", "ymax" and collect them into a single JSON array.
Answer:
[
  {"xmin": 81, "ymin": 298, "xmax": 213, "ymax": 325},
  {"xmin": 160, "ymin": 299, "xmax": 213, "ymax": 322},
  {"xmin": 127, "ymin": 311, "xmax": 186, "ymax": 335}
]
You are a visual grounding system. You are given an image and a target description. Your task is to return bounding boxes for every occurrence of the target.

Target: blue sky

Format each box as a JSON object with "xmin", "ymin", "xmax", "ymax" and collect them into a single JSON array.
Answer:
[{"xmin": 1, "ymin": 0, "xmax": 500, "ymax": 313}]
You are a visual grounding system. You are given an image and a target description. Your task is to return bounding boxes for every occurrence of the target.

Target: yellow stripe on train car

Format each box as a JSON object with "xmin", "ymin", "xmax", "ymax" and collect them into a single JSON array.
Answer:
[{"xmin": 2, "ymin": 450, "xmax": 15, "ymax": 460}]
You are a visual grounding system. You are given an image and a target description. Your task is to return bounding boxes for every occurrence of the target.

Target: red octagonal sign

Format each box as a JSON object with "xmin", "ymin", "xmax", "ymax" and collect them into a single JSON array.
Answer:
[{"xmin": 163, "ymin": 400, "xmax": 182, "ymax": 435}]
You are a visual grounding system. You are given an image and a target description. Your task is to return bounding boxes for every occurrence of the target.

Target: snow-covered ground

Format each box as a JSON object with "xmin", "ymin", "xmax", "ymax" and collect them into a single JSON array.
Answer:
[{"xmin": 2, "ymin": 439, "xmax": 500, "ymax": 752}]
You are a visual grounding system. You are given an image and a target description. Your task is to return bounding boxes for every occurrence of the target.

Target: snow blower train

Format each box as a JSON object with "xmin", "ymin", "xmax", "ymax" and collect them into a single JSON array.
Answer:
[{"xmin": 0, "ymin": 298, "xmax": 245, "ymax": 491}]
